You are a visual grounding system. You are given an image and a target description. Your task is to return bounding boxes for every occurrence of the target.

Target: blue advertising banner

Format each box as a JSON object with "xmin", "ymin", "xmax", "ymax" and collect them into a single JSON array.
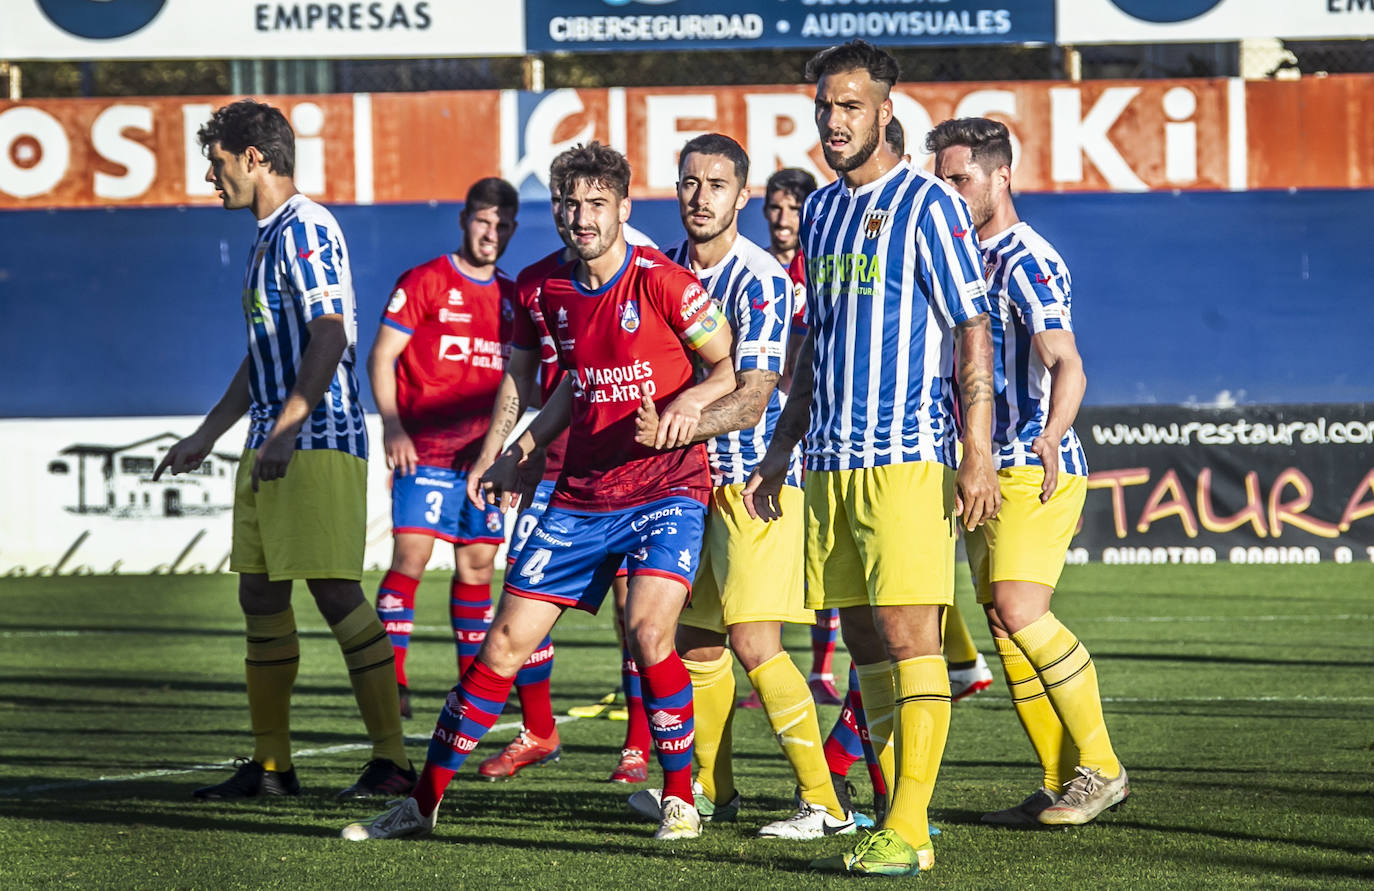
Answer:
[{"xmin": 525, "ymin": 0, "xmax": 1055, "ymax": 53}]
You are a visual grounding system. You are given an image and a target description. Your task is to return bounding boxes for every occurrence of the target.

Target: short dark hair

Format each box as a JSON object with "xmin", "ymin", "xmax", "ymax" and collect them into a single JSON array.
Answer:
[
  {"xmin": 197, "ymin": 99, "xmax": 294, "ymax": 176},
  {"xmin": 884, "ymin": 117, "xmax": 905, "ymax": 157},
  {"xmin": 924, "ymin": 117, "xmax": 1013, "ymax": 172},
  {"xmin": 463, "ymin": 177, "xmax": 519, "ymax": 216},
  {"xmin": 804, "ymin": 40, "xmax": 900, "ymax": 89},
  {"xmin": 679, "ymin": 133, "xmax": 749, "ymax": 186},
  {"xmin": 556, "ymin": 142, "xmax": 632, "ymax": 202},
  {"xmin": 764, "ymin": 167, "xmax": 818, "ymax": 205}
]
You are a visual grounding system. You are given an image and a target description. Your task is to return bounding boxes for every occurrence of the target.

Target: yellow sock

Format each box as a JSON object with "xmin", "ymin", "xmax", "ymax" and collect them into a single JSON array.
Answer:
[
  {"xmin": 943, "ymin": 599, "xmax": 979, "ymax": 665},
  {"xmin": 1012, "ymin": 612, "xmax": 1120, "ymax": 778},
  {"xmin": 994, "ymin": 637, "xmax": 1077, "ymax": 793},
  {"xmin": 683, "ymin": 651, "xmax": 736, "ymax": 805},
  {"xmin": 748, "ymin": 652, "xmax": 843, "ymax": 819},
  {"xmin": 331, "ymin": 603, "xmax": 408, "ymax": 767},
  {"xmin": 245, "ymin": 608, "xmax": 299, "ymax": 772},
  {"xmin": 885, "ymin": 656, "xmax": 950, "ymax": 848},
  {"xmin": 854, "ymin": 660, "xmax": 896, "ymax": 797}
]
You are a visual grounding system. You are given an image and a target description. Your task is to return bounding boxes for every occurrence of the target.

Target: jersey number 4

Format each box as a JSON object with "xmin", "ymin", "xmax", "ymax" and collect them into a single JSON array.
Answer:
[{"xmin": 519, "ymin": 548, "xmax": 553, "ymax": 586}]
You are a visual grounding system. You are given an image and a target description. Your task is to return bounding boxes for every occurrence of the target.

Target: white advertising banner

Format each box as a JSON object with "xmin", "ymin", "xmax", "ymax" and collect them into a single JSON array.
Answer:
[
  {"xmin": 0, "ymin": 416, "xmax": 490, "ymax": 577},
  {"xmin": 1058, "ymin": 0, "xmax": 1374, "ymax": 45},
  {"xmin": 2, "ymin": 0, "xmax": 524, "ymax": 61}
]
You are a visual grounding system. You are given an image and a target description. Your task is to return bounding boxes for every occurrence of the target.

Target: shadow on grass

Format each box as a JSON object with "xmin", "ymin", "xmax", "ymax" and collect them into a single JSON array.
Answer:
[
  {"xmin": 1094, "ymin": 650, "xmax": 1374, "ymax": 670},
  {"xmin": 1111, "ymin": 817, "xmax": 1374, "ymax": 859}
]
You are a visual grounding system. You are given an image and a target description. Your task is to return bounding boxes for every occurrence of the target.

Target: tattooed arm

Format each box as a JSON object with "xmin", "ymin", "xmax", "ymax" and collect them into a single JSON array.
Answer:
[
  {"xmin": 954, "ymin": 312, "xmax": 1001, "ymax": 529},
  {"xmin": 634, "ymin": 368, "xmax": 781, "ymax": 448},
  {"xmin": 466, "ymin": 347, "xmax": 541, "ymax": 509}
]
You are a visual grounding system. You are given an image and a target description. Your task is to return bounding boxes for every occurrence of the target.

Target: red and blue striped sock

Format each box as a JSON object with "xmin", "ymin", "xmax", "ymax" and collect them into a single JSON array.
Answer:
[
  {"xmin": 620, "ymin": 637, "xmax": 652, "ymax": 755},
  {"xmin": 515, "ymin": 635, "xmax": 556, "ymax": 739},
  {"xmin": 449, "ymin": 579, "xmax": 492, "ymax": 678},
  {"xmin": 810, "ymin": 608, "xmax": 840, "ymax": 679},
  {"xmin": 414, "ymin": 660, "xmax": 514, "ymax": 816},
  {"xmin": 824, "ymin": 663, "xmax": 866, "ymax": 777},
  {"xmin": 640, "ymin": 653, "xmax": 695, "ymax": 804},
  {"xmin": 376, "ymin": 570, "xmax": 418, "ymax": 687}
]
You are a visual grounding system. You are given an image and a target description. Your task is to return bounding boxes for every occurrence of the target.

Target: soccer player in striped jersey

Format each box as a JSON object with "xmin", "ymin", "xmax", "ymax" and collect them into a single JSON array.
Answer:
[
  {"xmin": 463, "ymin": 153, "xmax": 654, "ymax": 784},
  {"xmin": 929, "ymin": 117, "xmax": 1127, "ymax": 826},
  {"xmin": 343, "ymin": 142, "xmax": 738, "ymax": 844},
  {"xmin": 884, "ymin": 118, "xmax": 996, "ymax": 704},
  {"xmin": 156, "ymin": 100, "xmax": 411, "ymax": 801},
  {"xmin": 745, "ymin": 41, "xmax": 1000, "ymax": 876},
  {"xmin": 622, "ymin": 134, "xmax": 852, "ymax": 839}
]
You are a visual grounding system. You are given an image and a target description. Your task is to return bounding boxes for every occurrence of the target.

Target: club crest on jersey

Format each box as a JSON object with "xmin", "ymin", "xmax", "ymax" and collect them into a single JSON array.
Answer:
[
  {"xmin": 863, "ymin": 208, "xmax": 892, "ymax": 239},
  {"xmin": 619, "ymin": 301, "xmax": 641, "ymax": 333},
  {"xmin": 485, "ymin": 512, "xmax": 503, "ymax": 533},
  {"xmin": 387, "ymin": 288, "xmax": 406, "ymax": 314}
]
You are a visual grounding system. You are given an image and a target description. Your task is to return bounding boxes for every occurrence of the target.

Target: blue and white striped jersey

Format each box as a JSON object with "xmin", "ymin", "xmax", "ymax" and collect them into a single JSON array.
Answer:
[
  {"xmin": 239, "ymin": 194, "xmax": 367, "ymax": 459},
  {"xmin": 980, "ymin": 222, "xmax": 1087, "ymax": 475},
  {"xmin": 801, "ymin": 161, "xmax": 990, "ymax": 471},
  {"xmin": 664, "ymin": 234, "xmax": 802, "ymax": 488}
]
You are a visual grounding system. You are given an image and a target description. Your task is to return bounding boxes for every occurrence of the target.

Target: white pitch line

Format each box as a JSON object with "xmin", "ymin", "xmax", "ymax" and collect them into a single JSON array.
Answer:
[{"xmin": 0, "ymin": 714, "xmax": 579, "ymax": 798}]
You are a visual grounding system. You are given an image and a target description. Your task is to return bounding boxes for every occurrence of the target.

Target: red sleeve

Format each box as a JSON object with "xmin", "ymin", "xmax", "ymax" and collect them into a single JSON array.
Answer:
[
  {"xmin": 637, "ymin": 249, "xmax": 722, "ymax": 351},
  {"xmin": 511, "ymin": 269, "xmax": 542, "ymax": 351},
  {"xmin": 381, "ymin": 264, "xmax": 428, "ymax": 334},
  {"xmin": 788, "ymin": 252, "xmax": 808, "ymax": 332}
]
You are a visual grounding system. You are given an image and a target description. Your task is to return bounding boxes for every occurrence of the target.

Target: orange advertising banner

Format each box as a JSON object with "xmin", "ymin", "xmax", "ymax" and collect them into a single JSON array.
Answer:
[{"xmin": 1, "ymin": 75, "xmax": 1369, "ymax": 210}]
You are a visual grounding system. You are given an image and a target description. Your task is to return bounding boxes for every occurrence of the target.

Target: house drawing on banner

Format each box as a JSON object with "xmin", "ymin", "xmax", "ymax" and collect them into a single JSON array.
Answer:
[{"xmin": 47, "ymin": 433, "xmax": 239, "ymax": 518}]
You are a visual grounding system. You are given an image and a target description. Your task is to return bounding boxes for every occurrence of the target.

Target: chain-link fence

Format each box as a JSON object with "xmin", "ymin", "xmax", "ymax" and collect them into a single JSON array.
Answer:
[{"xmin": 5, "ymin": 39, "xmax": 1374, "ymax": 98}]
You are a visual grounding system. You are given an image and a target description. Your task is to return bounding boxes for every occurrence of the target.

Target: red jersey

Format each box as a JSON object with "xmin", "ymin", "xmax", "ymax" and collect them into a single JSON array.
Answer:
[
  {"xmin": 535, "ymin": 245, "xmax": 728, "ymax": 513},
  {"xmin": 786, "ymin": 250, "xmax": 809, "ymax": 332},
  {"xmin": 381, "ymin": 254, "xmax": 513, "ymax": 470},
  {"xmin": 512, "ymin": 247, "xmax": 573, "ymax": 480}
]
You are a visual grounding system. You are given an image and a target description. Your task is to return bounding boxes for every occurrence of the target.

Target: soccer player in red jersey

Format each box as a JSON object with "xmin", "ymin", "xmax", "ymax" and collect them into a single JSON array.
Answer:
[
  {"xmin": 368, "ymin": 177, "xmax": 519, "ymax": 723},
  {"xmin": 464, "ymin": 153, "xmax": 654, "ymax": 784},
  {"xmin": 343, "ymin": 142, "xmax": 738, "ymax": 843}
]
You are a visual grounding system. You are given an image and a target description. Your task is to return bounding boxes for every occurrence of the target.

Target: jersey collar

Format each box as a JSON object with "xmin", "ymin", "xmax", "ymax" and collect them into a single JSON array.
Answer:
[{"xmin": 573, "ymin": 244, "xmax": 634, "ymax": 297}]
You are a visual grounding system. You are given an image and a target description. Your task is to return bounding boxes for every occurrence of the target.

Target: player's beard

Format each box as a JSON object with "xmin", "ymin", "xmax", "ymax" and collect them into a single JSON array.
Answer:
[
  {"xmin": 684, "ymin": 206, "xmax": 736, "ymax": 245},
  {"xmin": 571, "ymin": 225, "xmax": 613, "ymax": 261},
  {"xmin": 823, "ymin": 121, "xmax": 881, "ymax": 174}
]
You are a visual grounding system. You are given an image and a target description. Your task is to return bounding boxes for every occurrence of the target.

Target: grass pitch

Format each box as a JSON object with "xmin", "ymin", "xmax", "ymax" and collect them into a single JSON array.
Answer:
[{"xmin": 1, "ymin": 565, "xmax": 1372, "ymax": 889}]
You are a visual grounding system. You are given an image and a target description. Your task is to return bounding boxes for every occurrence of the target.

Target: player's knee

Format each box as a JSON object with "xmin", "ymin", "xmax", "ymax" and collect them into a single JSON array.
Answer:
[
  {"xmin": 628, "ymin": 623, "xmax": 673, "ymax": 667},
  {"xmin": 726, "ymin": 624, "xmax": 782, "ymax": 672}
]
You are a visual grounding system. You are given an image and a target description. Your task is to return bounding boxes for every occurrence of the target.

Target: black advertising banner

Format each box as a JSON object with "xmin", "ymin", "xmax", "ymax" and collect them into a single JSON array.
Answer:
[{"xmin": 1071, "ymin": 404, "xmax": 1374, "ymax": 565}]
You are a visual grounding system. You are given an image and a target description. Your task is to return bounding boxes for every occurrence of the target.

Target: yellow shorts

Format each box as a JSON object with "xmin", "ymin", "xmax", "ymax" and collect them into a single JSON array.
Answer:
[
  {"xmin": 680, "ymin": 483, "xmax": 812, "ymax": 634},
  {"xmin": 804, "ymin": 461, "xmax": 957, "ymax": 610},
  {"xmin": 230, "ymin": 447, "xmax": 367, "ymax": 581},
  {"xmin": 966, "ymin": 467, "xmax": 1086, "ymax": 604}
]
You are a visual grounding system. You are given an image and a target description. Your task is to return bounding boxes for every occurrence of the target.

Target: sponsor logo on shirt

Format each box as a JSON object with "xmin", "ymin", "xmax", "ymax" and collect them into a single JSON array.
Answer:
[
  {"xmin": 447, "ymin": 288, "xmax": 464, "ymax": 305},
  {"xmin": 387, "ymin": 288, "xmax": 407, "ymax": 313},
  {"xmin": 575, "ymin": 361, "xmax": 657, "ymax": 404},
  {"xmin": 438, "ymin": 335, "xmax": 505, "ymax": 367},
  {"xmin": 438, "ymin": 308, "xmax": 472, "ymax": 324}
]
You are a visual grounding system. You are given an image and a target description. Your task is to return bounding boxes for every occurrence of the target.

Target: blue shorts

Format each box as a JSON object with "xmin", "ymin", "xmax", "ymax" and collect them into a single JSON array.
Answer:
[
  {"xmin": 504, "ymin": 496, "xmax": 706, "ymax": 614},
  {"xmin": 391, "ymin": 466, "xmax": 505, "ymax": 546}
]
